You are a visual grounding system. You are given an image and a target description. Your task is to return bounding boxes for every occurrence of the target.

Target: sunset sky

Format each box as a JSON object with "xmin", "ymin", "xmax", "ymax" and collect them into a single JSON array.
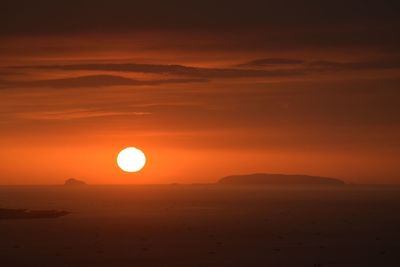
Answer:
[{"xmin": 1, "ymin": 1, "xmax": 399, "ymax": 184}]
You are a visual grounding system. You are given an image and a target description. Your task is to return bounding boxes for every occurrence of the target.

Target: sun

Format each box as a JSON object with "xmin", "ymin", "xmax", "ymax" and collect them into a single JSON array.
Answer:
[{"xmin": 117, "ymin": 147, "xmax": 146, "ymax": 172}]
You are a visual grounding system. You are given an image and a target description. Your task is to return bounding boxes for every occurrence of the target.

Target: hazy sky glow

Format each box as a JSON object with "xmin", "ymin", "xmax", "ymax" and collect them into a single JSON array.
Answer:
[{"xmin": 1, "ymin": 0, "xmax": 400, "ymax": 184}]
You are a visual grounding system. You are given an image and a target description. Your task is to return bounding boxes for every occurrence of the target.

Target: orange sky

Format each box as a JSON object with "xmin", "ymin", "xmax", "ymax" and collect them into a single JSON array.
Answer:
[{"xmin": 1, "ymin": 2, "xmax": 400, "ymax": 184}]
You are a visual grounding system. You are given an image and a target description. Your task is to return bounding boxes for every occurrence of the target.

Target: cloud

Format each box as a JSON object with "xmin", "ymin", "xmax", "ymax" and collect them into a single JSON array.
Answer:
[
  {"xmin": 1, "ymin": 1, "xmax": 399, "ymax": 59},
  {"xmin": 238, "ymin": 58, "xmax": 305, "ymax": 67},
  {"xmin": 0, "ymin": 75, "xmax": 207, "ymax": 89},
  {"xmin": 238, "ymin": 57, "xmax": 400, "ymax": 72},
  {"xmin": 16, "ymin": 57, "xmax": 400, "ymax": 83},
  {"xmin": 1, "ymin": 1, "xmax": 399, "ymax": 36},
  {"xmin": 308, "ymin": 58, "xmax": 400, "ymax": 72},
  {"xmin": 7, "ymin": 57, "xmax": 400, "ymax": 90},
  {"xmin": 12, "ymin": 63, "xmax": 305, "ymax": 79},
  {"xmin": 14, "ymin": 108, "xmax": 151, "ymax": 120}
]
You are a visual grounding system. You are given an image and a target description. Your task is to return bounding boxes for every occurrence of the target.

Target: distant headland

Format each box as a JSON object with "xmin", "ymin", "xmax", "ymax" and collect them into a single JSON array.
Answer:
[{"xmin": 217, "ymin": 173, "xmax": 345, "ymax": 186}]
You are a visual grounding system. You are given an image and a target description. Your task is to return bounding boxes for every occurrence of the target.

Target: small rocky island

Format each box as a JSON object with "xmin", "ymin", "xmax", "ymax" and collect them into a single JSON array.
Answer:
[
  {"xmin": 0, "ymin": 208, "xmax": 70, "ymax": 220},
  {"xmin": 64, "ymin": 178, "xmax": 87, "ymax": 186},
  {"xmin": 218, "ymin": 173, "xmax": 345, "ymax": 186}
]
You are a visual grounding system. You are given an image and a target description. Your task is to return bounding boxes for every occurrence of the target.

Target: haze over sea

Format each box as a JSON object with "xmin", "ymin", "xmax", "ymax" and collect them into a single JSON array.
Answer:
[{"xmin": 1, "ymin": 185, "xmax": 399, "ymax": 267}]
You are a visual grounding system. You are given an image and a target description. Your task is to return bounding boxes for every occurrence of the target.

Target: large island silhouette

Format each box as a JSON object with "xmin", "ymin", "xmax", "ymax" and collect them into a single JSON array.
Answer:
[{"xmin": 218, "ymin": 173, "xmax": 345, "ymax": 186}]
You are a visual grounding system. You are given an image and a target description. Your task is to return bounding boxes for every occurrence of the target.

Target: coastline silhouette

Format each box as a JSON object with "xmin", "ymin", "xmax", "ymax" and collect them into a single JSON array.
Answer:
[
  {"xmin": 218, "ymin": 173, "xmax": 345, "ymax": 186},
  {"xmin": 0, "ymin": 208, "xmax": 70, "ymax": 220}
]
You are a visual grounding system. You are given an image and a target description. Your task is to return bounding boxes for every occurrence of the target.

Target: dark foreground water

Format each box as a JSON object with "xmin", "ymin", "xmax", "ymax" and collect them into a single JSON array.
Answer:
[{"xmin": 0, "ymin": 185, "xmax": 399, "ymax": 267}]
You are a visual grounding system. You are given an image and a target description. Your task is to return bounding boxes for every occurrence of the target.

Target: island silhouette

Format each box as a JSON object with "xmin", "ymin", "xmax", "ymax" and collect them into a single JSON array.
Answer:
[
  {"xmin": 218, "ymin": 173, "xmax": 345, "ymax": 186},
  {"xmin": 0, "ymin": 174, "xmax": 345, "ymax": 220},
  {"xmin": 0, "ymin": 178, "xmax": 87, "ymax": 220},
  {"xmin": 64, "ymin": 178, "xmax": 87, "ymax": 186}
]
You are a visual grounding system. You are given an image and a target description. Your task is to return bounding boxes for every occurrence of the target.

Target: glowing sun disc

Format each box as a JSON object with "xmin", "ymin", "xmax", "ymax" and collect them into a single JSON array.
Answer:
[{"xmin": 117, "ymin": 147, "xmax": 146, "ymax": 172}]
